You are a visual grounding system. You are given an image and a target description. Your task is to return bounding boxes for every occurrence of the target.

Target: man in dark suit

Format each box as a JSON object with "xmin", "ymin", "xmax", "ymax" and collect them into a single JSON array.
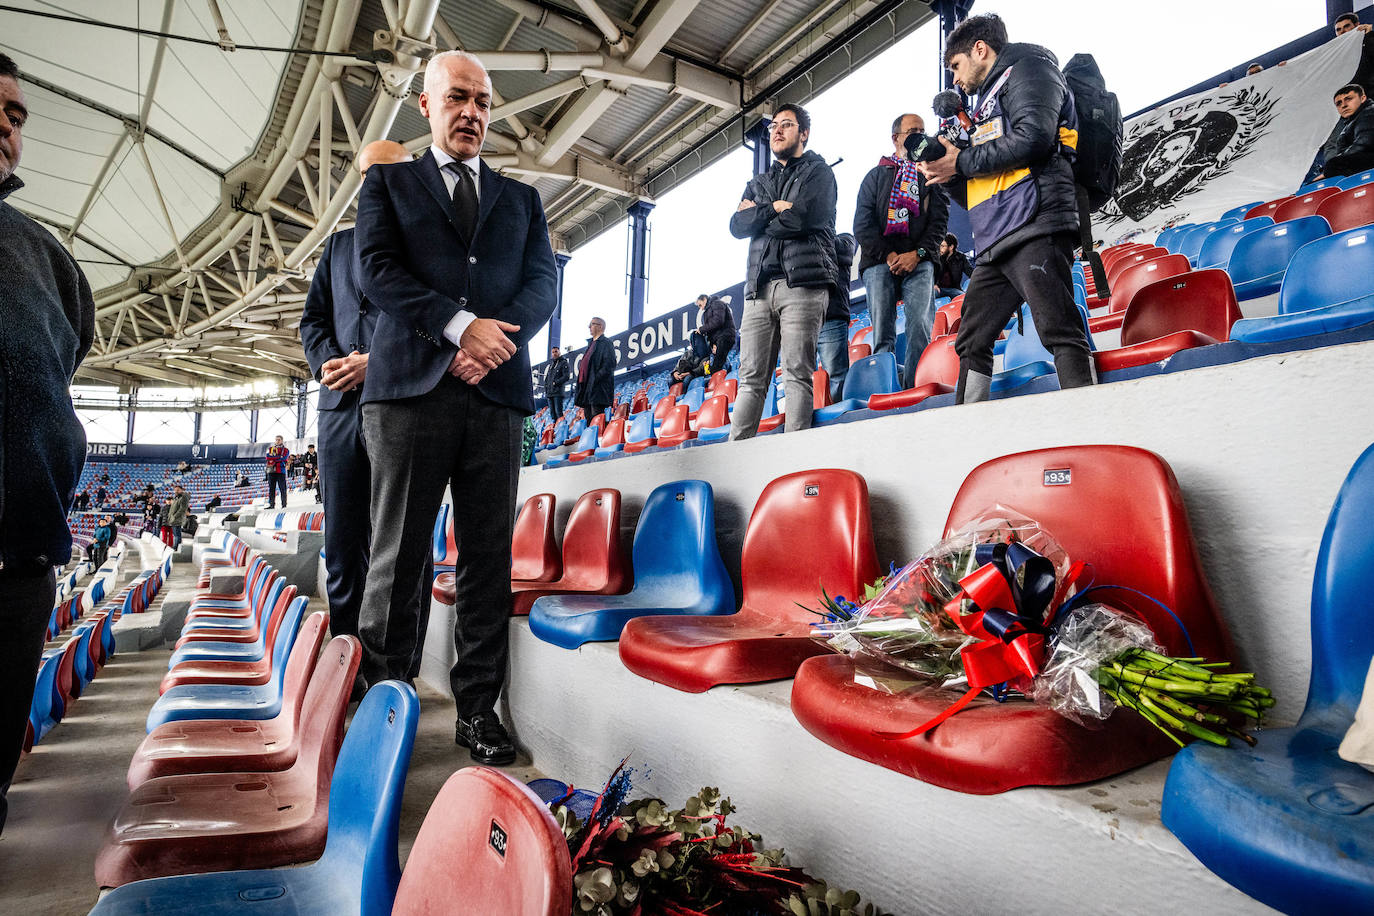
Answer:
[
  {"xmin": 302, "ymin": 139, "xmax": 436, "ymax": 674},
  {"xmin": 573, "ymin": 317, "xmax": 615, "ymax": 421},
  {"xmin": 355, "ymin": 51, "xmax": 556, "ymax": 765}
]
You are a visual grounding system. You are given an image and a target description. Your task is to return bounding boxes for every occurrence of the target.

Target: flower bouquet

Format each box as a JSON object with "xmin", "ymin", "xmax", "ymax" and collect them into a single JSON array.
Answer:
[{"xmin": 810, "ymin": 507, "xmax": 1273, "ymax": 746}]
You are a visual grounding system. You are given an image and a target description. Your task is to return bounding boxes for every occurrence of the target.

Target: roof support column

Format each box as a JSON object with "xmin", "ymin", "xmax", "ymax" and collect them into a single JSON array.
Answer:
[
  {"xmin": 551, "ymin": 251, "xmax": 571, "ymax": 350},
  {"xmin": 295, "ymin": 380, "xmax": 309, "ymax": 440},
  {"xmin": 744, "ymin": 117, "xmax": 772, "ymax": 176},
  {"xmin": 934, "ymin": 0, "xmax": 975, "ymax": 91},
  {"xmin": 626, "ymin": 199, "xmax": 654, "ymax": 328}
]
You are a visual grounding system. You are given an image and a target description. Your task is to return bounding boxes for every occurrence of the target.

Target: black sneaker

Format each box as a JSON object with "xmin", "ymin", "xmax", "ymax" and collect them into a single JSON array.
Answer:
[{"xmin": 455, "ymin": 711, "xmax": 517, "ymax": 765}]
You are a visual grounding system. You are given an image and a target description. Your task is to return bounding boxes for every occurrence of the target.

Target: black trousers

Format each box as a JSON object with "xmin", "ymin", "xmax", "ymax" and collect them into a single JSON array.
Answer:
[
  {"xmin": 547, "ymin": 392, "xmax": 564, "ymax": 418},
  {"xmin": 954, "ymin": 231, "xmax": 1095, "ymax": 403},
  {"xmin": 319, "ymin": 398, "xmax": 432, "ymax": 676},
  {"xmin": 0, "ymin": 568, "xmax": 57, "ymax": 834},
  {"xmin": 266, "ymin": 472, "xmax": 288, "ymax": 508},
  {"xmin": 709, "ymin": 333, "xmax": 734, "ymax": 372},
  {"xmin": 1325, "ymin": 151, "xmax": 1374, "ymax": 177},
  {"xmin": 359, "ymin": 377, "xmax": 521, "ymax": 718}
]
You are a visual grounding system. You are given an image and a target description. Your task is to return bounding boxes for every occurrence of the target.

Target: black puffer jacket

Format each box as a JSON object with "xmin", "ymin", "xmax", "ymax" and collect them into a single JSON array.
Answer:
[
  {"xmin": 698, "ymin": 296, "xmax": 735, "ymax": 346},
  {"xmin": 730, "ymin": 149, "xmax": 838, "ymax": 298},
  {"xmin": 1326, "ymin": 98, "xmax": 1374, "ymax": 175},
  {"xmin": 827, "ymin": 233, "xmax": 858, "ymax": 323},
  {"xmin": 950, "ymin": 43, "xmax": 1079, "ymax": 263}
]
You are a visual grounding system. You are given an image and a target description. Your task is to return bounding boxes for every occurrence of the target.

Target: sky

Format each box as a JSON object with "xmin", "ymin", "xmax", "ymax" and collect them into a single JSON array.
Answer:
[{"xmin": 533, "ymin": 0, "xmax": 1332, "ymax": 359}]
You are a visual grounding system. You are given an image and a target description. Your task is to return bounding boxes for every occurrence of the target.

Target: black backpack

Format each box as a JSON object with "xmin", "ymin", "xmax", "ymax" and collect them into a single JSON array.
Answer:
[{"xmin": 1063, "ymin": 53, "xmax": 1123, "ymax": 210}]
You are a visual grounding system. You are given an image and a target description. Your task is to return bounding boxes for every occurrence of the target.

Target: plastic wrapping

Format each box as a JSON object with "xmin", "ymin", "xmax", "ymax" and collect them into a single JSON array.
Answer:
[
  {"xmin": 1030, "ymin": 603, "xmax": 1162, "ymax": 726},
  {"xmin": 812, "ymin": 507, "xmax": 1073, "ymax": 691}
]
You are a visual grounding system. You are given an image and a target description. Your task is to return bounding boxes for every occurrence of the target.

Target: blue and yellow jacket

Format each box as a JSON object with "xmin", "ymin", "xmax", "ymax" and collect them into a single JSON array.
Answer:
[{"xmin": 951, "ymin": 43, "xmax": 1081, "ymax": 263}]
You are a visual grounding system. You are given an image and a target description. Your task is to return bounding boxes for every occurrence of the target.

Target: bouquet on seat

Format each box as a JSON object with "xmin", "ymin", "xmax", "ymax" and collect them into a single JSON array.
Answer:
[{"xmin": 810, "ymin": 508, "xmax": 1272, "ymax": 746}]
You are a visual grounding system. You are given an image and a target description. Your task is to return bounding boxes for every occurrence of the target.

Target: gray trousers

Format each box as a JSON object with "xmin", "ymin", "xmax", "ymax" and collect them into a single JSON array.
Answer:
[
  {"xmin": 358, "ymin": 376, "xmax": 521, "ymax": 719},
  {"xmin": 730, "ymin": 278, "xmax": 827, "ymax": 439}
]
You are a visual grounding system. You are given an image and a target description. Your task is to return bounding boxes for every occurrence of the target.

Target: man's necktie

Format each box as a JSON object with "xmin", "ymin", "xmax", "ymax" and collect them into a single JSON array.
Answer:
[{"xmin": 450, "ymin": 161, "xmax": 477, "ymax": 241}]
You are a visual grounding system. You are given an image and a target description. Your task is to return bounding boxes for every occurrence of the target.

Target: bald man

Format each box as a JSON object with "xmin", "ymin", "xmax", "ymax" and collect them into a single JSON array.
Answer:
[{"xmin": 301, "ymin": 139, "xmax": 431, "ymax": 690}]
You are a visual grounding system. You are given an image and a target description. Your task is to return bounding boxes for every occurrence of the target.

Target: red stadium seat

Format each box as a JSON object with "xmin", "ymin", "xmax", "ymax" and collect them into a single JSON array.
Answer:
[
  {"xmin": 667, "ymin": 381, "xmax": 684, "ymax": 399},
  {"xmin": 612, "ymin": 402, "xmax": 630, "ymax": 421},
  {"xmin": 1088, "ymin": 253, "xmax": 1192, "ymax": 334},
  {"xmin": 392, "ymin": 767, "xmax": 572, "ymax": 915},
  {"xmin": 1104, "ymin": 246, "xmax": 1167, "ymax": 284},
  {"xmin": 1314, "ymin": 182, "xmax": 1374, "ymax": 232},
  {"xmin": 619, "ymin": 469, "xmax": 880, "ymax": 692},
  {"xmin": 790, "ymin": 445, "xmax": 1232, "ymax": 794},
  {"xmin": 1272, "ymin": 187, "xmax": 1342, "ymax": 223},
  {"xmin": 512, "ymin": 489, "xmax": 631, "ymax": 616},
  {"xmin": 868, "ymin": 333, "xmax": 958, "ymax": 411},
  {"xmin": 705, "ymin": 369, "xmax": 728, "ymax": 392},
  {"xmin": 655, "ymin": 404, "xmax": 697, "ymax": 448},
  {"xmin": 96, "ymin": 613, "xmax": 350, "ymax": 887},
  {"xmin": 850, "ymin": 325, "xmax": 873, "ymax": 346},
  {"xmin": 651, "ymin": 393, "xmax": 675, "ymax": 422},
  {"xmin": 691, "ymin": 394, "xmax": 730, "ymax": 435},
  {"xmin": 160, "ymin": 586, "xmax": 300, "ymax": 693},
  {"xmin": 126, "ymin": 622, "xmax": 342, "ymax": 789},
  {"xmin": 813, "ymin": 367, "xmax": 832, "ymax": 409},
  {"xmin": 630, "ymin": 392, "xmax": 650, "ymax": 414},
  {"xmin": 848, "ymin": 342, "xmax": 872, "ymax": 362},
  {"xmin": 1094, "ymin": 269, "xmax": 1242, "ymax": 372},
  {"xmin": 511, "ymin": 494, "xmax": 561, "ymax": 586},
  {"xmin": 1246, "ymin": 196, "xmax": 1294, "ymax": 221}
]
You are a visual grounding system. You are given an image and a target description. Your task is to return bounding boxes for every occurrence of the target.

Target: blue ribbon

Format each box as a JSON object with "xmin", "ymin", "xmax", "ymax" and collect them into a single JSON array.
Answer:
[
  {"xmin": 970, "ymin": 540, "xmax": 1058, "ymax": 641},
  {"xmin": 1055, "ymin": 582, "xmax": 1197, "ymax": 657}
]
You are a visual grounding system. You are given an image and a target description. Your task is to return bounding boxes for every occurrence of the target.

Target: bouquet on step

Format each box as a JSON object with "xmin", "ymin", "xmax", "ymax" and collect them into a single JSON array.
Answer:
[{"xmin": 809, "ymin": 508, "xmax": 1273, "ymax": 746}]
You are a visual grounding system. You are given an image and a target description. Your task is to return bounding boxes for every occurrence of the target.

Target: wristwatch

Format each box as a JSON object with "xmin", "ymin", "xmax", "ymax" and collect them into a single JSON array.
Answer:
[{"xmin": 916, "ymin": 248, "xmax": 927, "ymax": 260}]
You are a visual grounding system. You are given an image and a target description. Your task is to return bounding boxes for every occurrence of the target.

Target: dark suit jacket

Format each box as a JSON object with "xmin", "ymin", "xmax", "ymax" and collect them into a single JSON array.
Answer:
[
  {"xmin": 573, "ymin": 336, "xmax": 615, "ymax": 409},
  {"xmin": 300, "ymin": 229, "xmax": 375, "ymax": 412},
  {"xmin": 356, "ymin": 151, "xmax": 557, "ymax": 413}
]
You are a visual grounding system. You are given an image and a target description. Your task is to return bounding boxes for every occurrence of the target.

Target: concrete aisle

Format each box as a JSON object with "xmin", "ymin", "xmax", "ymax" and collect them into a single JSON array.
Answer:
[{"xmin": 0, "ymin": 552, "xmax": 541, "ymax": 914}]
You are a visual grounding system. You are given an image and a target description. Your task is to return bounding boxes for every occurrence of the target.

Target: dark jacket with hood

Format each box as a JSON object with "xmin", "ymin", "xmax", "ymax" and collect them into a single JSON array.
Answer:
[
  {"xmin": 1326, "ymin": 97, "xmax": 1374, "ymax": 176},
  {"xmin": 729, "ymin": 149, "xmax": 838, "ymax": 299},
  {"xmin": 542, "ymin": 354, "xmax": 570, "ymax": 395},
  {"xmin": 826, "ymin": 233, "xmax": 858, "ymax": 323},
  {"xmin": 948, "ymin": 43, "xmax": 1080, "ymax": 263},
  {"xmin": 0, "ymin": 174, "xmax": 95, "ymax": 576},
  {"xmin": 698, "ymin": 296, "xmax": 736, "ymax": 347},
  {"xmin": 853, "ymin": 160, "xmax": 949, "ymax": 273}
]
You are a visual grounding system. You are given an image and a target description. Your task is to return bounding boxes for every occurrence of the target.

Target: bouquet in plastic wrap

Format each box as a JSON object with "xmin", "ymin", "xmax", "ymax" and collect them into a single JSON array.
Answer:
[{"xmin": 811, "ymin": 507, "xmax": 1273, "ymax": 746}]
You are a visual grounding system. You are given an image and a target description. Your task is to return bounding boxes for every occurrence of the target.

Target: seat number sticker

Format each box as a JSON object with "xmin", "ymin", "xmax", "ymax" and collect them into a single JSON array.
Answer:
[
  {"xmin": 804, "ymin": 484, "xmax": 820, "ymax": 497},
  {"xmin": 1043, "ymin": 468, "xmax": 1072, "ymax": 486},
  {"xmin": 489, "ymin": 819, "xmax": 508, "ymax": 857}
]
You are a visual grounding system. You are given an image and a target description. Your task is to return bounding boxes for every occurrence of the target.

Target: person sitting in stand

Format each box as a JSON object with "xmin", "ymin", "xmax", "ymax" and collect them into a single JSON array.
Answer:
[
  {"xmin": 1315, "ymin": 83, "xmax": 1374, "ymax": 179},
  {"xmin": 205, "ymin": 493, "xmax": 223, "ymax": 513},
  {"xmin": 73, "ymin": 490, "xmax": 90, "ymax": 512},
  {"xmin": 934, "ymin": 233, "xmax": 972, "ymax": 300},
  {"xmin": 234, "ymin": 472, "xmax": 250, "ymax": 488}
]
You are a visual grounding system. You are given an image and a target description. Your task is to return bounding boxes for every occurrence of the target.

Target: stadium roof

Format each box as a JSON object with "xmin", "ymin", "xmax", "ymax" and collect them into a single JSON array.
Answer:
[{"xmin": 3, "ymin": 0, "xmax": 934, "ymax": 388}]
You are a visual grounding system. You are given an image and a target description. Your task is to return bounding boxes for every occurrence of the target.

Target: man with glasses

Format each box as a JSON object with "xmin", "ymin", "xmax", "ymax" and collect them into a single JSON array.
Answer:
[
  {"xmin": 574, "ymin": 317, "xmax": 615, "ymax": 422},
  {"xmin": 729, "ymin": 103, "xmax": 838, "ymax": 437},
  {"xmin": 854, "ymin": 112, "xmax": 949, "ymax": 388}
]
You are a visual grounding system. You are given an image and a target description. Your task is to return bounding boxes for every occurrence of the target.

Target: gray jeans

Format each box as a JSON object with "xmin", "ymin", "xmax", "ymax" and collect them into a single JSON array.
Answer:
[{"xmin": 731, "ymin": 278, "xmax": 827, "ymax": 439}]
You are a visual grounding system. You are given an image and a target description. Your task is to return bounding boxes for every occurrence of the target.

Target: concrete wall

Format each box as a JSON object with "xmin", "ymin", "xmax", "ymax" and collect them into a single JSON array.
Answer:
[{"xmin": 516, "ymin": 340, "xmax": 1374, "ymax": 725}]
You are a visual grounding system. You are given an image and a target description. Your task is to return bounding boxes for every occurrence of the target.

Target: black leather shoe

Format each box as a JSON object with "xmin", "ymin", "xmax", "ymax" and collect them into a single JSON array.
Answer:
[{"xmin": 455, "ymin": 711, "xmax": 517, "ymax": 765}]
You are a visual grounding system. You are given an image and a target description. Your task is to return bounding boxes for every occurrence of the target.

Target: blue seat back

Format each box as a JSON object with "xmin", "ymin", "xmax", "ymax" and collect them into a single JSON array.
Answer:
[
  {"xmin": 320, "ymin": 680, "xmax": 419, "ymax": 916},
  {"xmin": 270, "ymin": 596, "xmax": 310, "ymax": 691},
  {"xmin": 1157, "ymin": 224, "xmax": 1194, "ymax": 251},
  {"xmin": 1196, "ymin": 216, "xmax": 1274, "ymax": 268},
  {"xmin": 1307, "ymin": 442, "xmax": 1374, "ymax": 716},
  {"xmin": 1179, "ymin": 220, "xmax": 1238, "ymax": 264},
  {"xmin": 841, "ymin": 351, "xmax": 900, "ymax": 401},
  {"xmin": 552, "ymin": 418, "xmax": 568, "ymax": 443},
  {"xmin": 630, "ymin": 480, "xmax": 730, "ymax": 590},
  {"xmin": 1337, "ymin": 171, "xmax": 1374, "ymax": 190},
  {"xmin": 431, "ymin": 505, "xmax": 450, "ymax": 564},
  {"xmin": 1296, "ymin": 177, "xmax": 1339, "ymax": 194},
  {"xmin": 1277, "ymin": 225, "xmax": 1374, "ymax": 315},
  {"xmin": 1220, "ymin": 202, "xmax": 1261, "ymax": 222},
  {"xmin": 565, "ymin": 418, "xmax": 586, "ymax": 442},
  {"xmin": 681, "ymin": 386, "xmax": 706, "ymax": 413},
  {"xmin": 625, "ymin": 411, "xmax": 655, "ymax": 445},
  {"xmin": 572, "ymin": 426, "xmax": 599, "ymax": 452},
  {"xmin": 686, "ymin": 375, "xmax": 707, "ymax": 394},
  {"xmin": 73, "ymin": 622, "xmax": 97, "ymax": 686},
  {"xmin": 1226, "ymin": 215, "xmax": 1331, "ymax": 284},
  {"xmin": 1003, "ymin": 303, "xmax": 1093, "ymax": 370}
]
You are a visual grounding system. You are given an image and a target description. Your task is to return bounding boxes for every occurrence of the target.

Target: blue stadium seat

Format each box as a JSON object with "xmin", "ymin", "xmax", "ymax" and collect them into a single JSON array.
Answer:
[
  {"xmin": 1157, "ymin": 224, "xmax": 1195, "ymax": 252},
  {"xmin": 1179, "ymin": 220, "xmax": 1239, "ymax": 265},
  {"xmin": 1196, "ymin": 215, "xmax": 1274, "ymax": 269},
  {"xmin": 528, "ymin": 479, "xmax": 734, "ymax": 649},
  {"xmin": 89, "ymin": 681, "xmax": 419, "ymax": 916},
  {"xmin": 1001, "ymin": 302, "xmax": 1094, "ymax": 374},
  {"xmin": 1220, "ymin": 202, "xmax": 1262, "ymax": 222},
  {"xmin": 680, "ymin": 385, "xmax": 706, "ymax": 414},
  {"xmin": 1230, "ymin": 226, "xmax": 1374, "ymax": 342},
  {"xmin": 1161, "ymin": 443, "xmax": 1374, "ymax": 916},
  {"xmin": 812, "ymin": 352, "xmax": 900, "ymax": 424},
  {"xmin": 146, "ymin": 596, "xmax": 308, "ymax": 732},
  {"xmin": 1336, "ymin": 171, "xmax": 1374, "ymax": 190},
  {"xmin": 1226, "ymin": 215, "xmax": 1331, "ymax": 300},
  {"xmin": 1296, "ymin": 177, "xmax": 1341, "ymax": 194}
]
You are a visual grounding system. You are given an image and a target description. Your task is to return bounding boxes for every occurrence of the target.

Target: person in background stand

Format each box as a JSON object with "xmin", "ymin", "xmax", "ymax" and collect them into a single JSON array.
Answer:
[
  {"xmin": 1335, "ymin": 13, "xmax": 1374, "ymax": 95},
  {"xmin": 817, "ymin": 232, "xmax": 858, "ymax": 401},
  {"xmin": 0, "ymin": 50, "xmax": 95, "ymax": 835},
  {"xmin": 854, "ymin": 112, "xmax": 949, "ymax": 389},
  {"xmin": 1315, "ymin": 83, "xmax": 1374, "ymax": 179},
  {"xmin": 143, "ymin": 496, "xmax": 161, "ymax": 536},
  {"xmin": 300, "ymin": 138, "xmax": 428, "ymax": 677},
  {"xmin": 729, "ymin": 102, "xmax": 838, "ymax": 438},
  {"xmin": 264, "ymin": 435, "xmax": 290, "ymax": 509},
  {"xmin": 92, "ymin": 516, "xmax": 114, "ymax": 566},
  {"xmin": 574, "ymin": 317, "xmax": 615, "ymax": 421},
  {"xmin": 542, "ymin": 345, "xmax": 569, "ymax": 418},
  {"xmin": 934, "ymin": 234, "xmax": 972, "ymax": 299},
  {"xmin": 696, "ymin": 294, "xmax": 737, "ymax": 374},
  {"xmin": 95, "ymin": 484, "xmax": 107, "ymax": 507},
  {"xmin": 299, "ymin": 444, "xmax": 319, "ymax": 497},
  {"xmin": 167, "ymin": 484, "xmax": 190, "ymax": 549},
  {"xmin": 919, "ymin": 13, "xmax": 1095, "ymax": 404},
  {"xmin": 74, "ymin": 490, "xmax": 91, "ymax": 512}
]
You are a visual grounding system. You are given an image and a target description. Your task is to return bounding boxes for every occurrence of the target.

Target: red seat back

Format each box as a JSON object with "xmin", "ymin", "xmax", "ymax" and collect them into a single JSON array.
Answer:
[
  {"xmin": 705, "ymin": 369, "xmax": 728, "ymax": 392},
  {"xmin": 850, "ymin": 325, "xmax": 873, "ymax": 345},
  {"xmin": 715, "ymin": 378, "xmax": 738, "ymax": 403},
  {"xmin": 1101, "ymin": 243, "xmax": 1152, "ymax": 274},
  {"xmin": 667, "ymin": 381, "xmax": 684, "ymax": 399},
  {"xmin": 1245, "ymin": 196, "xmax": 1294, "ymax": 220},
  {"xmin": 944, "ymin": 446, "xmax": 1229, "ymax": 659},
  {"xmin": 1108, "ymin": 253, "xmax": 1191, "ymax": 314},
  {"xmin": 283, "ymin": 612, "xmax": 333, "ymax": 728},
  {"xmin": 511, "ymin": 494, "xmax": 560, "ymax": 584},
  {"xmin": 652, "ymin": 394, "xmax": 675, "ymax": 421},
  {"xmin": 848, "ymin": 342, "xmax": 872, "ymax": 363},
  {"xmin": 630, "ymin": 392, "xmax": 650, "ymax": 414},
  {"xmin": 297, "ymin": 631, "xmax": 360, "ymax": 752},
  {"xmin": 597, "ymin": 419, "xmax": 626, "ymax": 449},
  {"xmin": 589, "ymin": 413, "xmax": 607, "ymax": 433},
  {"xmin": 1104, "ymin": 246, "xmax": 1168, "ymax": 283},
  {"xmin": 740, "ymin": 470, "xmax": 880, "ymax": 624},
  {"xmin": 1121, "ymin": 269, "xmax": 1242, "ymax": 345},
  {"xmin": 813, "ymin": 368, "xmax": 832, "ymax": 409},
  {"xmin": 912, "ymin": 334, "xmax": 960, "ymax": 389},
  {"xmin": 1315, "ymin": 182, "xmax": 1374, "ymax": 232},
  {"xmin": 658, "ymin": 404, "xmax": 691, "ymax": 438},
  {"xmin": 392, "ymin": 767, "xmax": 572, "ymax": 916},
  {"xmin": 560, "ymin": 489, "xmax": 630, "ymax": 591},
  {"xmin": 1272, "ymin": 187, "xmax": 1342, "ymax": 223},
  {"xmin": 696, "ymin": 395, "xmax": 729, "ymax": 430}
]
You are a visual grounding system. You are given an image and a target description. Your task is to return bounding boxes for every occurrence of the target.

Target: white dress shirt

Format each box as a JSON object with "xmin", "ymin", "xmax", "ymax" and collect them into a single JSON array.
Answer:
[{"xmin": 431, "ymin": 143, "xmax": 482, "ymax": 348}]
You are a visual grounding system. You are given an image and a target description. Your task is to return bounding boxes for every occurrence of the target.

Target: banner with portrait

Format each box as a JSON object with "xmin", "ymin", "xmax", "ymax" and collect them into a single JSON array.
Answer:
[{"xmin": 1093, "ymin": 30, "xmax": 1366, "ymax": 246}]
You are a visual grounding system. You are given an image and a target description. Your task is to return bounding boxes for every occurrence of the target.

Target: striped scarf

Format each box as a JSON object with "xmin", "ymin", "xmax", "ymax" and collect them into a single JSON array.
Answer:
[{"xmin": 879, "ymin": 156, "xmax": 922, "ymax": 237}]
